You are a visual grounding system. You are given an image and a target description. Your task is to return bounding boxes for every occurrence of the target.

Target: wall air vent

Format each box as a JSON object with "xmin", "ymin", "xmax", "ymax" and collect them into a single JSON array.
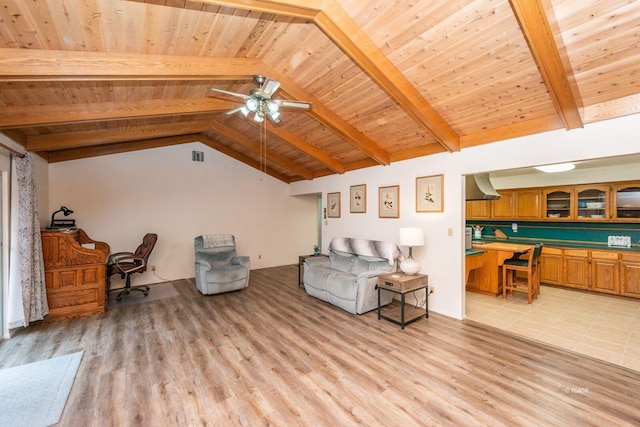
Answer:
[{"xmin": 192, "ymin": 151, "xmax": 204, "ymax": 162}]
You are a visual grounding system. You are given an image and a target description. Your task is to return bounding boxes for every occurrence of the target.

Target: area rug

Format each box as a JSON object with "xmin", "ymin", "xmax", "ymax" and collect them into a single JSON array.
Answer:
[
  {"xmin": 0, "ymin": 351, "xmax": 84, "ymax": 427},
  {"xmin": 107, "ymin": 281, "xmax": 179, "ymax": 308}
]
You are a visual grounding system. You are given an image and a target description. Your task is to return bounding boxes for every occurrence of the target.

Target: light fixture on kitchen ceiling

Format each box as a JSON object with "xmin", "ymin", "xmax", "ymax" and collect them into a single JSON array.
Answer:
[{"xmin": 534, "ymin": 163, "xmax": 575, "ymax": 173}]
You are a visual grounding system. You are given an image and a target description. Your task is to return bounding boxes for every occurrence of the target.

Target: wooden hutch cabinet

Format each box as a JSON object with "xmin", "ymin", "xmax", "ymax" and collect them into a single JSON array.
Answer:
[{"xmin": 41, "ymin": 228, "xmax": 110, "ymax": 322}]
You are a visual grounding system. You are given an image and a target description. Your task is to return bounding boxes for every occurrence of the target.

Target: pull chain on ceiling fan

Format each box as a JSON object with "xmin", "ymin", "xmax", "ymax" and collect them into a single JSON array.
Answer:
[{"xmin": 208, "ymin": 75, "xmax": 312, "ymax": 124}]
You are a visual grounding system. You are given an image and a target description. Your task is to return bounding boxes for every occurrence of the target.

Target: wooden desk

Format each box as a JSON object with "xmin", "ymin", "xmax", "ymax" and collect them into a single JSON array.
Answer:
[
  {"xmin": 41, "ymin": 228, "xmax": 110, "ymax": 322},
  {"xmin": 466, "ymin": 242, "xmax": 534, "ymax": 296}
]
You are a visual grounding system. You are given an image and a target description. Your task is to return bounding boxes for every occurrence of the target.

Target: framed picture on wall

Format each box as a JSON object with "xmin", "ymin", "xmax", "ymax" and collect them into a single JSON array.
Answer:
[
  {"xmin": 416, "ymin": 174, "xmax": 444, "ymax": 212},
  {"xmin": 379, "ymin": 185, "xmax": 399, "ymax": 218},
  {"xmin": 327, "ymin": 192, "xmax": 341, "ymax": 218},
  {"xmin": 350, "ymin": 184, "xmax": 367, "ymax": 213}
]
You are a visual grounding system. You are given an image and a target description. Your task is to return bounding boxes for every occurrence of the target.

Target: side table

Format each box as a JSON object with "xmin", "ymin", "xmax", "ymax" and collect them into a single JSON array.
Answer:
[
  {"xmin": 298, "ymin": 254, "xmax": 328, "ymax": 287},
  {"xmin": 377, "ymin": 272, "xmax": 429, "ymax": 329}
]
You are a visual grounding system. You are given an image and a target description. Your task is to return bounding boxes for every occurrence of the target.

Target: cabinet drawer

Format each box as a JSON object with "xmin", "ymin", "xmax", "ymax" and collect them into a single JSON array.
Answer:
[
  {"xmin": 47, "ymin": 288, "xmax": 100, "ymax": 309},
  {"xmin": 621, "ymin": 253, "xmax": 640, "ymax": 263},
  {"xmin": 564, "ymin": 249, "xmax": 589, "ymax": 258},
  {"xmin": 591, "ymin": 251, "xmax": 619, "ymax": 261},
  {"xmin": 542, "ymin": 247, "xmax": 563, "ymax": 255}
]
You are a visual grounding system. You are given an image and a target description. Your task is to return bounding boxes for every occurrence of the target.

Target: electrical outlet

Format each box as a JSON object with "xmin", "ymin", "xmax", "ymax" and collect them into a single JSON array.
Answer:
[{"xmin": 151, "ymin": 265, "xmax": 156, "ymax": 271}]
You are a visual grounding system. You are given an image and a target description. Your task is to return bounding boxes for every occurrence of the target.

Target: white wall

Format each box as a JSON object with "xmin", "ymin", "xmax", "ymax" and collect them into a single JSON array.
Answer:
[
  {"xmin": 290, "ymin": 114, "xmax": 640, "ymax": 320},
  {"xmin": 49, "ymin": 142, "xmax": 318, "ymax": 288}
]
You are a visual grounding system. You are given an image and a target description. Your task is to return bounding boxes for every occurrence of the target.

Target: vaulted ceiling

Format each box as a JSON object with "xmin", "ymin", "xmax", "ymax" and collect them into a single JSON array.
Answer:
[{"xmin": 0, "ymin": 0, "xmax": 639, "ymax": 182}]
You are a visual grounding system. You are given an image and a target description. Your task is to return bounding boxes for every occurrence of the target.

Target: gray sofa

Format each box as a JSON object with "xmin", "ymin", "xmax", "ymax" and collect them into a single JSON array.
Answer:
[{"xmin": 303, "ymin": 237, "xmax": 403, "ymax": 314}]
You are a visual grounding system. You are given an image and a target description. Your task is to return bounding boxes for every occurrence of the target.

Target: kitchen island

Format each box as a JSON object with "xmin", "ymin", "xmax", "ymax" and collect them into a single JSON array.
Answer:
[{"xmin": 466, "ymin": 242, "xmax": 535, "ymax": 296}]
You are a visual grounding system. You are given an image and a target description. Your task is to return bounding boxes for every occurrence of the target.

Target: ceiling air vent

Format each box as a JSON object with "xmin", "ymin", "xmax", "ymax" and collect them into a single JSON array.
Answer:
[{"xmin": 192, "ymin": 151, "xmax": 204, "ymax": 162}]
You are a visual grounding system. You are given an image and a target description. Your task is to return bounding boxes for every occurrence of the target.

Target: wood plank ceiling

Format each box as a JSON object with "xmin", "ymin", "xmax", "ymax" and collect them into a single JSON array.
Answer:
[{"xmin": 0, "ymin": 0, "xmax": 638, "ymax": 182}]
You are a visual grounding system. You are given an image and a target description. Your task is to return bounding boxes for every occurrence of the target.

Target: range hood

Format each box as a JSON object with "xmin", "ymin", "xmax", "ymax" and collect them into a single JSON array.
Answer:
[{"xmin": 465, "ymin": 174, "xmax": 501, "ymax": 200}]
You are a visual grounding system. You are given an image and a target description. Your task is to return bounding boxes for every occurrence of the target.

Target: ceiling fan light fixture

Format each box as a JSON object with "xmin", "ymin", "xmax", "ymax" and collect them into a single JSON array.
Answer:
[
  {"xmin": 246, "ymin": 98, "xmax": 258, "ymax": 112},
  {"xmin": 269, "ymin": 110, "xmax": 280, "ymax": 122},
  {"xmin": 254, "ymin": 112, "xmax": 265, "ymax": 122},
  {"xmin": 240, "ymin": 106, "xmax": 250, "ymax": 117},
  {"xmin": 267, "ymin": 100, "xmax": 279, "ymax": 113}
]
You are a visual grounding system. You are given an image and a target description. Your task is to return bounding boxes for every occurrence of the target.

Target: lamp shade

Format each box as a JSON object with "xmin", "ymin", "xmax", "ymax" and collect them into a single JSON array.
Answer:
[{"xmin": 399, "ymin": 227, "xmax": 424, "ymax": 247}]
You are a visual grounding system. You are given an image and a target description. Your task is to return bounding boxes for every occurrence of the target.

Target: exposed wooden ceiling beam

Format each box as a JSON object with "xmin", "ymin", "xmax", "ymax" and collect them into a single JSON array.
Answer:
[
  {"xmin": 26, "ymin": 120, "xmax": 217, "ymax": 151},
  {"xmin": 172, "ymin": 0, "xmax": 461, "ymax": 153},
  {"xmin": 265, "ymin": 67, "xmax": 389, "ymax": 166},
  {"xmin": 264, "ymin": 123, "xmax": 346, "ymax": 175},
  {"xmin": 0, "ymin": 98, "xmax": 238, "ymax": 128},
  {"xmin": 509, "ymin": 0, "xmax": 583, "ymax": 130},
  {"xmin": 0, "ymin": 49, "xmax": 263, "ymax": 81},
  {"xmin": 47, "ymin": 134, "xmax": 200, "ymax": 163},
  {"xmin": 198, "ymin": 134, "xmax": 291, "ymax": 183},
  {"xmin": 315, "ymin": 0, "xmax": 460, "ymax": 152},
  {"xmin": 206, "ymin": 122, "xmax": 315, "ymax": 180}
]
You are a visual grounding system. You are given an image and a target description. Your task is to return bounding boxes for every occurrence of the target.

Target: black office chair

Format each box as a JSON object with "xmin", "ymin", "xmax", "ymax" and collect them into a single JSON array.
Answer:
[{"xmin": 107, "ymin": 233, "xmax": 158, "ymax": 301}]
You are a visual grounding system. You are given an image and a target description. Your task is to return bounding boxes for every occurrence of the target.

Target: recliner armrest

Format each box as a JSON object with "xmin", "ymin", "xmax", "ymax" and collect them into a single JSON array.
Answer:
[
  {"xmin": 232, "ymin": 256, "xmax": 250, "ymax": 268},
  {"xmin": 196, "ymin": 259, "xmax": 212, "ymax": 270}
]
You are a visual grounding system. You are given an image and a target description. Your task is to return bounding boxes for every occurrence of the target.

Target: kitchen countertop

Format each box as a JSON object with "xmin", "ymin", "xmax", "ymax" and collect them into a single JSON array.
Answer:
[{"xmin": 473, "ymin": 237, "xmax": 640, "ymax": 252}]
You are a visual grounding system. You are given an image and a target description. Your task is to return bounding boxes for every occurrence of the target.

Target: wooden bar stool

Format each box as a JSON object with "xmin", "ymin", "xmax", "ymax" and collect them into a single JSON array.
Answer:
[{"xmin": 502, "ymin": 244, "xmax": 543, "ymax": 304}]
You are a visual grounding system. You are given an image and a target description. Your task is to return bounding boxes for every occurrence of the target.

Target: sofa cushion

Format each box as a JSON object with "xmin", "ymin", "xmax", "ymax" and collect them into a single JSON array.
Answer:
[
  {"xmin": 329, "ymin": 251, "xmax": 356, "ymax": 272},
  {"xmin": 351, "ymin": 255, "xmax": 392, "ymax": 275},
  {"xmin": 326, "ymin": 271, "xmax": 358, "ymax": 300}
]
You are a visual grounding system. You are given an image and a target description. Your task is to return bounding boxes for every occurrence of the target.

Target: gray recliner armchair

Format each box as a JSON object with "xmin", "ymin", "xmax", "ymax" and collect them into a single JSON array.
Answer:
[{"xmin": 194, "ymin": 234, "xmax": 250, "ymax": 295}]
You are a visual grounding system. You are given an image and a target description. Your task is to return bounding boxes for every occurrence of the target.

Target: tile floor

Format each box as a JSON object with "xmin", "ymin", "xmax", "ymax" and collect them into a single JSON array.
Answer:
[{"xmin": 465, "ymin": 286, "xmax": 640, "ymax": 372}]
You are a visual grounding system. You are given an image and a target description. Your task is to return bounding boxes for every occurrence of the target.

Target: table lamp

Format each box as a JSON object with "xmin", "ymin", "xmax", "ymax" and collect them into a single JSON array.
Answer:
[{"xmin": 399, "ymin": 227, "xmax": 424, "ymax": 275}]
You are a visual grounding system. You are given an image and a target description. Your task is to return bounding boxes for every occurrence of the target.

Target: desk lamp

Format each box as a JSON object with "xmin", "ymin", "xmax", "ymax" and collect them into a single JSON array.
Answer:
[
  {"xmin": 49, "ymin": 206, "xmax": 74, "ymax": 229},
  {"xmin": 399, "ymin": 227, "xmax": 424, "ymax": 275}
]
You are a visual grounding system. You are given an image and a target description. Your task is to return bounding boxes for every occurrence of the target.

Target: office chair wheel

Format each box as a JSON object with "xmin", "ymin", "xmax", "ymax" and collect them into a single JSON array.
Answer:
[
  {"xmin": 116, "ymin": 296, "xmax": 122, "ymax": 302},
  {"xmin": 143, "ymin": 291, "xmax": 149, "ymax": 297}
]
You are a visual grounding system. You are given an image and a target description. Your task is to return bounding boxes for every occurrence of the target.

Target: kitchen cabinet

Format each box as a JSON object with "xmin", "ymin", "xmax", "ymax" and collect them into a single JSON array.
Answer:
[
  {"xmin": 466, "ymin": 200, "xmax": 491, "ymax": 219},
  {"xmin": 465, "ymin": 180, "xmax": 640, "ymax": 223},
  {"xmin": 575, "ymin": 185, "xmax": 609, "ymax": 221},
  {"xmin": 563, "ymin": 249, "xmax": 590, "ymax": 290},
  {"xmin": 590, "ymin": 251, "xmax": 620, "ymax": 294},
  {"xmin": 612, "ymin": 183, "xmax": 640, "ymax": 222},
  {"xmin": 490, "ymin": 190, "xmax": 513, "ymax": 219},
  {"xmin": 540, "ymin": 247, "xmax": 563, "ymax": 285},
  {"xmin": 543, "ymin": 188, "xmax": 573, "ymax": 220},
  {"xmin": 514, "ymin": 189, "xmax": 541, "ymax": 219},
  {"xmin": 620, "ymin": 253, "xmax": 640, "ymax": 298}
]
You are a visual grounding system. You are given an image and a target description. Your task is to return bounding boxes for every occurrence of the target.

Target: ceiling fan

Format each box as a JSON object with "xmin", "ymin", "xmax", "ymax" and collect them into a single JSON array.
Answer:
[{"xmin": 208, "ymin": 75, "xmax": 312, "ymax": 124}]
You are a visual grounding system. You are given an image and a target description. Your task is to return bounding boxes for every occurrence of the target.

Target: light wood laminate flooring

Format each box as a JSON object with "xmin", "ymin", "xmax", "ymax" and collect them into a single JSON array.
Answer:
[{"xmin": 1, "ymin": 265, "xmax": 640, "ymax": 426}]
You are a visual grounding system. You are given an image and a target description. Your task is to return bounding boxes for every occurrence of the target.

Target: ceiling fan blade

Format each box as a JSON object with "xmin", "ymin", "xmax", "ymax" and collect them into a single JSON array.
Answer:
[
  {"xmin": 258, "ymin": 78, "xmax": 281, "ymax": 98},
  {"xmin": 225, "ymin": 107, "xmax": 244, "ymax": 116},
  {"xmin": 208, "ymin": 87, "xmax": 250, "ymax": 100},
  {"xmin": 277, "ymin": 100, "xmax": 312, "ymax": 110}
]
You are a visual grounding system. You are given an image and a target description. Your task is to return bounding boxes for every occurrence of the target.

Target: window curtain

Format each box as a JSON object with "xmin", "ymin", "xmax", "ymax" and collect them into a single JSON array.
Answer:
[{"xmin": 7, "ymin": 153, "xmax": 48, "ymax": 328}]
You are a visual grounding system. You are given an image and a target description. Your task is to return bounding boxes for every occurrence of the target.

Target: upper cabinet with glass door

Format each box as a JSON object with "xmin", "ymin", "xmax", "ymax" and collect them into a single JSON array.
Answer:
[
  {"xmin": 575, "ymin": 185, "xmax": 609, "ymax": 221},
  {"xmin": 543, "ymin": 188, "xmax": 572, "ymax": 220},
  {"xmin": 612, "ymin": 183, "xmax": 640, "ymax": 222}
]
